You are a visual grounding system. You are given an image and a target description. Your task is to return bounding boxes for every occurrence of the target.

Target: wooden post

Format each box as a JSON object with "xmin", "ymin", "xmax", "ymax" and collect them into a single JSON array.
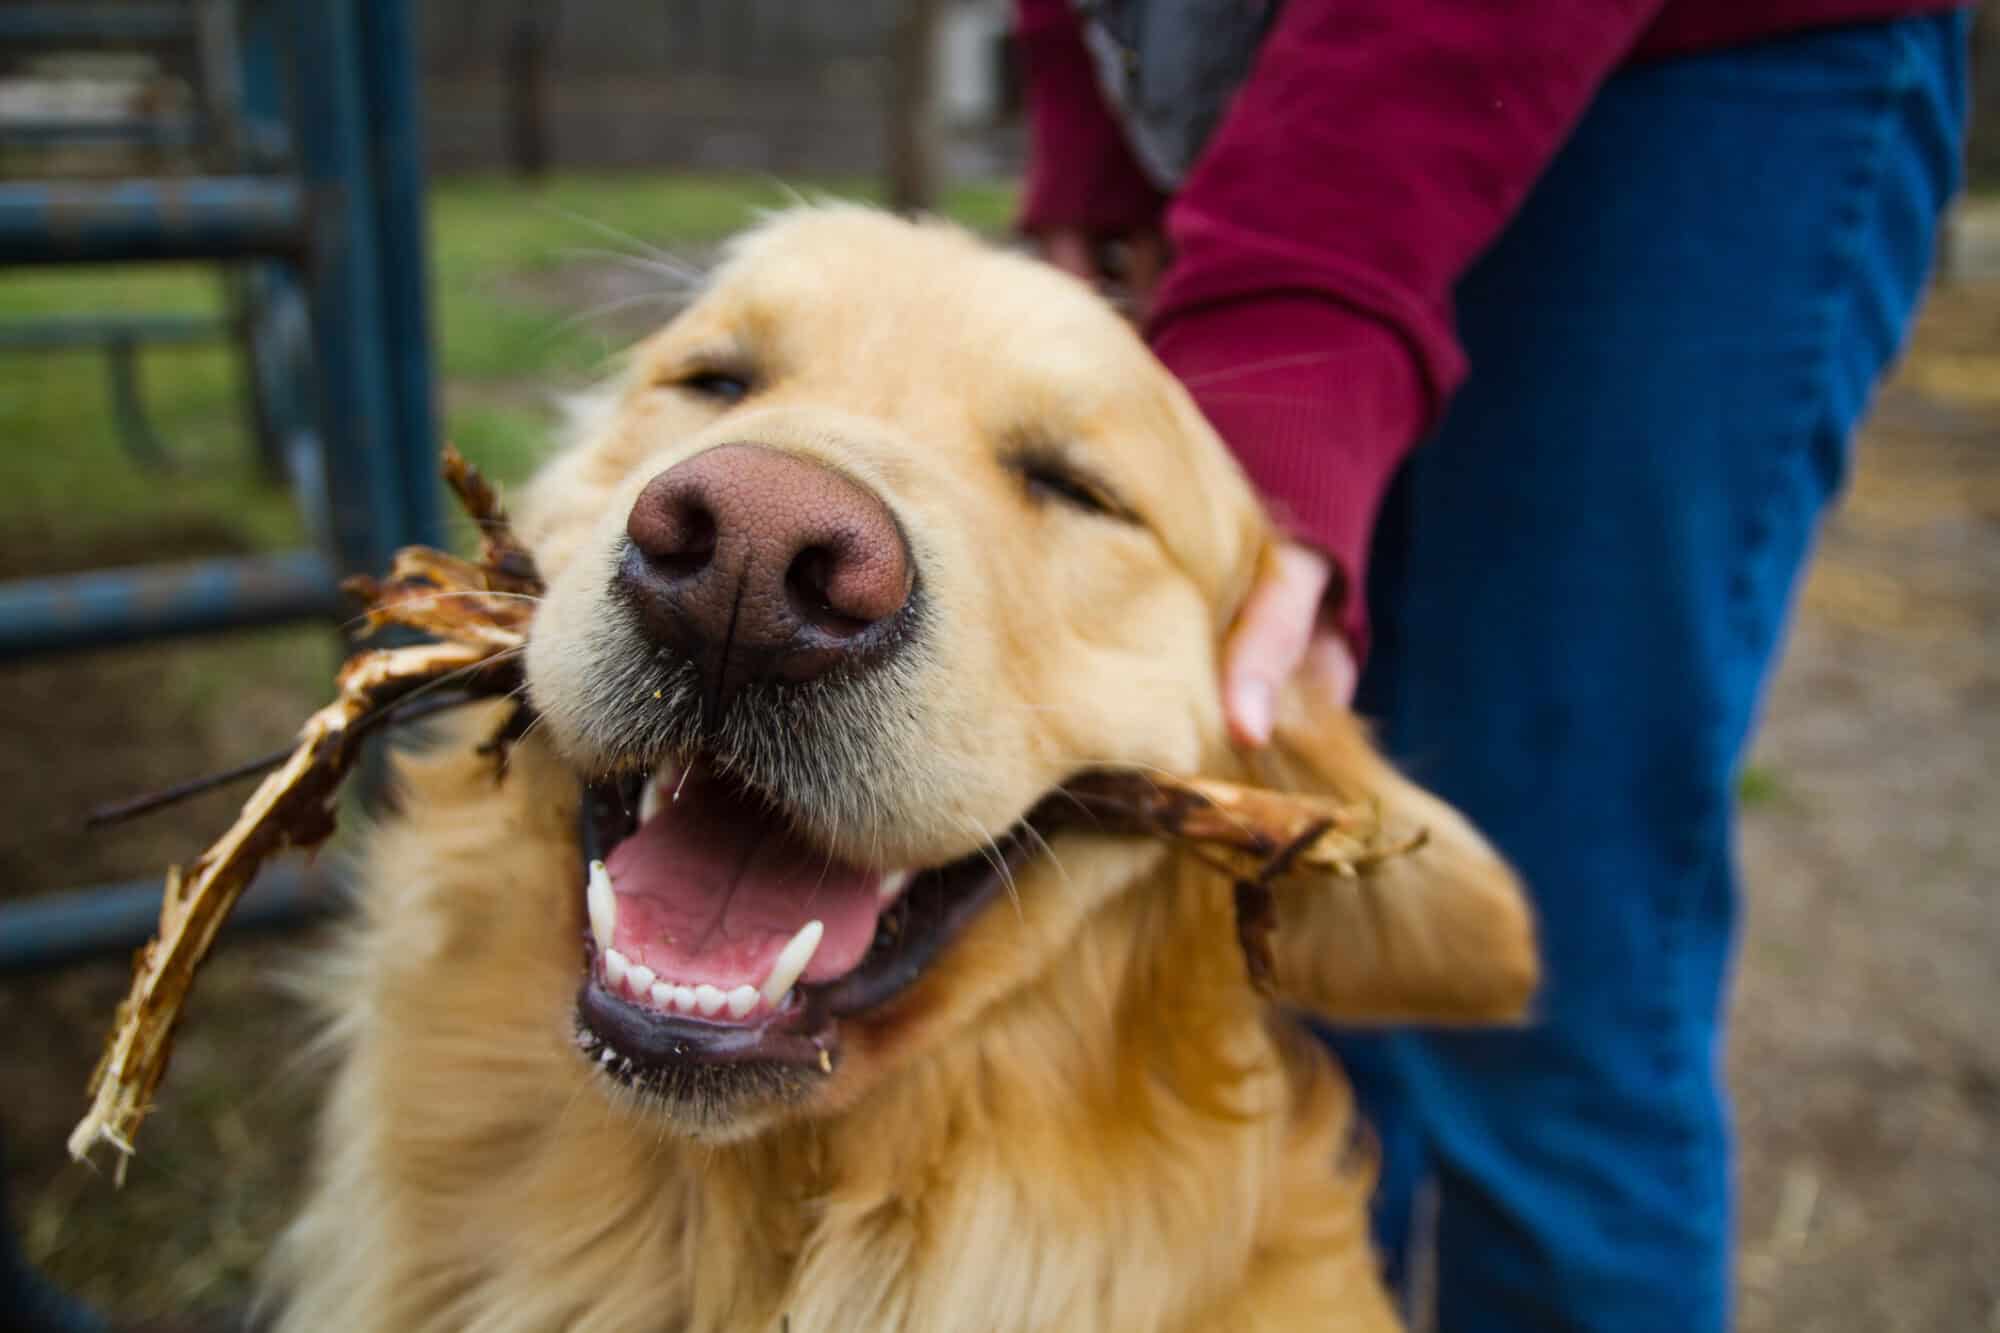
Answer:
[
  {"xmin": 885, "ymin": 0, "xmax": 941, "ymax": 215},
  {"xmin": 504, "ymin": 12, "xmax": 550, "ymax": 180},
  {"xmin": 1971, "ymin": 8, "xmax": 1998, "ymax": 188}
]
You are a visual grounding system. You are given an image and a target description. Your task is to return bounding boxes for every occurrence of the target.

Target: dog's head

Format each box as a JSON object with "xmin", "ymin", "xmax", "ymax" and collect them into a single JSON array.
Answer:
[{"xmin": 518, "ymin": 207, "xmax": 1534, "ymax": 1138}]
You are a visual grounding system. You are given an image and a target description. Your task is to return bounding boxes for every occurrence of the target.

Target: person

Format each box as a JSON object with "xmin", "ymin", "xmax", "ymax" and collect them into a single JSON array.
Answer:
[{"xmin": 1014, "ymin": 3, "xmax": 1971, "ymax": 1330}]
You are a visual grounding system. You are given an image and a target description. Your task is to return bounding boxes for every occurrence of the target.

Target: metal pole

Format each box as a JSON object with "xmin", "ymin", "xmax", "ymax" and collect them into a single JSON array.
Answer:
[
  {"xmin": 357, "ymin": 0, "xmax": 444, "ymax": 551},
  {"xmin": 279, "ymin": 0, "xmax": 407, "ymax": 578}
]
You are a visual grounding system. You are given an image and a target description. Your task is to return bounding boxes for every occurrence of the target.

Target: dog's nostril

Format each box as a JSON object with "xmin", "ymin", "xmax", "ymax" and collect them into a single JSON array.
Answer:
[
  {"xmin": 785, "ymin": 544, "xmax": 868, "ymax": 635},
  {"xmin": 652, "ymin": 500, "xmax": 716, "ymax": 578},
  {"xmin": 629, "ymin": 487, "xmax": 717, "ymax": 579}
]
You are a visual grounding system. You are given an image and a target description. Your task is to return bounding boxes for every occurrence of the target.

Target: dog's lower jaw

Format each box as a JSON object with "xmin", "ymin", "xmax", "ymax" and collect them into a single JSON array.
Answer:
[
  {"xmin": 581, "ymin": 1052, "xmax": 812, "ymax": 1146},
  {"xmin": 571, "ymin": 982, "xmax": 826, "ymax": 1142},
  {"xmin": 273, "ymin": 820, "xmax": 1401, "ymax": 1333}
]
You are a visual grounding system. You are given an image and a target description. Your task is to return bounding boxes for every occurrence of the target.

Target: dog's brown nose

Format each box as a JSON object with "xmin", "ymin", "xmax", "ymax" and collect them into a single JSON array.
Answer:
[{"xmin": 618, "ymin": 444, "xmax": 912, "ymax": 704}]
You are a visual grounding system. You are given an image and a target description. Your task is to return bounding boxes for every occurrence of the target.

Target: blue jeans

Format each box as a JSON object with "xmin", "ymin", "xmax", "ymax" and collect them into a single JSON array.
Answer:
[{"xmin": 1327, "ymin": 14, "xmax": 1969, "ymax": 1332}]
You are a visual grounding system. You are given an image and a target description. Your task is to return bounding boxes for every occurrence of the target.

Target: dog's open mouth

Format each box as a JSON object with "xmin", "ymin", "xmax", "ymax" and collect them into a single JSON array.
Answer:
[{"xmin": 573, "ymin": 761, "xmax": 1032, "ymax": 1083}]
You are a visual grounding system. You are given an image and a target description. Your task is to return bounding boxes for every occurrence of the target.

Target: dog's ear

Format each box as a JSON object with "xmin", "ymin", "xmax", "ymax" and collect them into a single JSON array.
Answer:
[{"xmin": 1246, "ymin": 682, "xmax": 1541, "ymax": 1025}]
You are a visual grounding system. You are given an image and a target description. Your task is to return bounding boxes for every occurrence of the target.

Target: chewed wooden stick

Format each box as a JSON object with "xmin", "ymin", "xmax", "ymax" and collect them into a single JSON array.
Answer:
[
  {"xmin": 66, "ymin": 641, "xmax": 525, "ymax": 1172},
  {"xmin": 68, "ymin": 446, "xmax": 543, "ymax": 1173},
  {"xmin": 70, "ymin": 447, "xmax": 1423, "ymax": 1168},
  {"xmin": 1050, "ymin": 771, "xmax": 1422, "ymax": 879},
  {"xmin": 1046, "ymin": 772, "xmax": 1427, "ymax": 992}
]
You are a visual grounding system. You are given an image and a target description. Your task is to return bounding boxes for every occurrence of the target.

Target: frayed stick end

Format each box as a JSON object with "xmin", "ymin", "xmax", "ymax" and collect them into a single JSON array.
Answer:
[{"xmin": 67, "ymin": 1072, "xmax": 142, "ymax": 1183}]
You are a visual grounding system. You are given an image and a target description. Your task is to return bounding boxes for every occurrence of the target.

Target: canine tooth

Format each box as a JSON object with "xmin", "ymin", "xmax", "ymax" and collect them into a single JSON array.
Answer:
[
  {"xmin": 627, "ymin": 963, "xmax": 656, "ymax": 997},
  {"xmin": 672, "ymin": 985, "xmax": 697, "ymax": 1014},
  {"xmin": 650, "ymin": 981, "xmax": 674, "ymax": 1008},
  {"xmin": 638, "ymin": 777, "xmax": 662, "ymax": 826},
  {"xmin": 761, "ymin": 920, "xmax": 823, "ymax": 1007},
  {"xmin": 604, "ymin": 949, "xmax": 629, "ymax": 989},
  {"xmin": 877, "ymin": 870, "xmax": 910, "ymax": 902},
  {"xmin": 587, "ymin": 860, "xmax": 617, "ymax": 954},
  {"xmin": 725, "ymin": 985, "xmax": 759, "ymax": 1019},
  {"xmin": 694, "ymin": 984, "xmax": 726, "ymax": 1017}
]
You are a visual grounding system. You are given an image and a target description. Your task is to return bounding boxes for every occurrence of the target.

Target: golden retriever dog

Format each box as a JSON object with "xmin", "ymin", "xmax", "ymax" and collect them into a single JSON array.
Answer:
[{"xmin": 266, "ymin": 206, "xmax": 1537, "ymax": 1332}]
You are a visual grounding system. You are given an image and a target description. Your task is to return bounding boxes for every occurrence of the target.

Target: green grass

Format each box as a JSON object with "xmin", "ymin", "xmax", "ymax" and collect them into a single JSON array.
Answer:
[
  {"xmin": 0, "ymin": 259, "xmax": 300, "ymax": 568},
  {"xmin": 0, "ymin": 172, "xmax": 1019, "ymax": 565},
  {"xmin": 1738, "ymin": 764, "xmax": 1787, "ymax": 809},
  {"xmin": 427, "ymin": 173, "xmax": 1017, "ymax": 384},
  {"xmin": 444, "ymin": 399, "xmax": 564, "ymax": 491},
  {"xmin": 431, "ymin": 172, "xmax": 1018, "ymax": 278}
]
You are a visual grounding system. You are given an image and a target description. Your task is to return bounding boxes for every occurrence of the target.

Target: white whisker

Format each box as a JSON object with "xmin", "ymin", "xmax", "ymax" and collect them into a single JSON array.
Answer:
[
  {"xmin": 1019, "ymin": 821, "xmax": 1073, "ymax": 902},
  {"xmin": 556, "ymin": 287, "xmax": 694, "ymax": 334},
  {"xmin": 555, "ymin": 245, "xmax": 705, "ymax": 288},
  {"xmin": 956, "ymin": 814, "xmax": 1023, "ymax": 924},
  {"xmin": 537, "ymin": 203, "xmax": 695, "ymax": 269}
]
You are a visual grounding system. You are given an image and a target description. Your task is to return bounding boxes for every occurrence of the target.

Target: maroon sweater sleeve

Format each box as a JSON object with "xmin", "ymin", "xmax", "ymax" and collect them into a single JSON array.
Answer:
[
  {"xmin": 1013, "ymin": 0, "xmax": 1165, "ymax": 235},
  {"xmin": 1146, "ymin": 0, "xmax": 1670, "ymax": 653}
]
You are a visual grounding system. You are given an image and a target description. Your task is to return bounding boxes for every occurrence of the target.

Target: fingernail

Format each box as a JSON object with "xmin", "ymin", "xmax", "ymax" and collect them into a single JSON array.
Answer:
[{"xmin": 1235, "ymin": 681, "xmax": 1273, "ymax": 746}]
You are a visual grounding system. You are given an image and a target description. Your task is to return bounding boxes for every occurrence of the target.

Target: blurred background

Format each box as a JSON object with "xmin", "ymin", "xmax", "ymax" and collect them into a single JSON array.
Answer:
[{"xmin": 0, "ymin": 2, "xmax": 1994, "ymax": 1329}]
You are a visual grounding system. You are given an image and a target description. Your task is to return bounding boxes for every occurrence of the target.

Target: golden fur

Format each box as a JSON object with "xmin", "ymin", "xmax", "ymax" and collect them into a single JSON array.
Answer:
[{"xmin": 266, "ymin": 207, "xmax": 1538, "ymax": 1331}]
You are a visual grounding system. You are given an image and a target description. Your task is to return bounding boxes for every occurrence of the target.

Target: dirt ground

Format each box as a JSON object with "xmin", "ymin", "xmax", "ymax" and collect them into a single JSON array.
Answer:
[
  {"xmin": 1728, "ymin": 277, "xmax": 2000, "ymax": 1332},
  {"xmin": 2, "ymin": 272, "xmax": 1995, "ymax": 1329}
]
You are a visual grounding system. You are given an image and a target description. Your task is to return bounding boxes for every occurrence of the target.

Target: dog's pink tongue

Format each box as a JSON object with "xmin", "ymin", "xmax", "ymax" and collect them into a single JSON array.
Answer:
[{"xmin": 602, "ymin": 770, "xmax": 881, "ymax": 990}]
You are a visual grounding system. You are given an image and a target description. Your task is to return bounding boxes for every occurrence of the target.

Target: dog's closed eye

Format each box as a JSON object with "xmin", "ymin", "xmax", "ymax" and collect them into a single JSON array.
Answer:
[
  {"xmin": 1006, "ymin": 448, "xmax": 1137, "ymax": 524},
  {"xmin": 667, "ymin": 368, "xmax": 755, "ymax": 405}
]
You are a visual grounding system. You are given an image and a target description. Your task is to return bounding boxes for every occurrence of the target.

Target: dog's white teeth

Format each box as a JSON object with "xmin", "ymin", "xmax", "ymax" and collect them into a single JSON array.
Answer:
[
  {"xmin": 877, "ymin": 869, "xmax": 910, "ymax": 903},
  {"xmin": 587, "ymin": 860, "xmax": 617, "ymax": 954},
  {"xmin": 596, "ymin": 926, "xmax": 813, "ymax": 1019},
  {"xmin": 637, "ymin": 775, "xmax": 663, "ymax": 826},
  {"xmin": 761, "ymin": 920, "xmax": 823, "ymax": 1007}
]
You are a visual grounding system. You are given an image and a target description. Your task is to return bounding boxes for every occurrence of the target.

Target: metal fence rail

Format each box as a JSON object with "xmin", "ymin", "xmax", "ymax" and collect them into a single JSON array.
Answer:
[
  {"xmin": 0, "ymin": 0, "xmax": 439, "ymax": 971},
  {"xmin": 0, "ymin": 178, "xmax": 306, "ymax": 265},
  {"xmin": 0, "ymin": 4, "xmax": 192, "ymax": 43},
  {"xmin": 0, "ymin": 551, "xmax": 342, "ymax": 659},
  {"xmin": 0, "ymin": 863, "xmax": 338, "ymax": 974}
]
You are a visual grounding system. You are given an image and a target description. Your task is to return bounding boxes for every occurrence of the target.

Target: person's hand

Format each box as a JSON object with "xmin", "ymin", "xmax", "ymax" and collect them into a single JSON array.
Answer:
[
  {"xmin": 1224, "ymin": 543, "xmax": 1358, "ymax": 747},
  {"xmin": 1036, "ymin": 226, "xmax": 1167, "ymax": 319}
]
